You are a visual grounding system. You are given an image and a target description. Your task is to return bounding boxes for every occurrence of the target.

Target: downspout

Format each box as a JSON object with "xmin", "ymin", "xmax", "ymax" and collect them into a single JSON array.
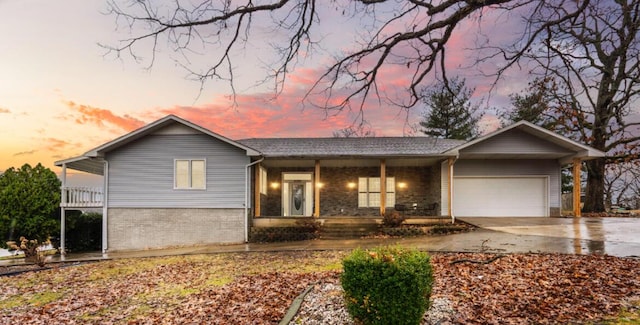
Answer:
[
  {"xmin": 102, "ymin": 161, "xmax": 109, "ymax": 254},
  {"xmin": 244, "ymin": 157, "xmax": 264, "ymax": 242}
]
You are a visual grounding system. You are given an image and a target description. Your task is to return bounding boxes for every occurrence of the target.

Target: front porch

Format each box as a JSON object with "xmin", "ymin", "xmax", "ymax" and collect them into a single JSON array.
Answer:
[{"xmin": 252, "ymin": 157, "xmax": 453, "ymax": 219}]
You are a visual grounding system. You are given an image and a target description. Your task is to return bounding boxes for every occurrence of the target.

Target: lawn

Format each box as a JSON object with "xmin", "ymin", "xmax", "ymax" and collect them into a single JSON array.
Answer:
[{"xmin": 0, "ymin": 251, "xmax": 638, "ymax": 324}]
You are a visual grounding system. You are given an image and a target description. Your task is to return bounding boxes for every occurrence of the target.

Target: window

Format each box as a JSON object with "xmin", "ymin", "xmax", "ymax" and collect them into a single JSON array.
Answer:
[
  {"xmin": 358, "ymin": 177, "xmax": 395, "ymax": 207},
  {"xmin": 175, "ymin": 159, "xmax": 206, "ymax": 189},
  {"xmin": 259, "ymin": 166, "xmax": 268, "ymax": 195}
]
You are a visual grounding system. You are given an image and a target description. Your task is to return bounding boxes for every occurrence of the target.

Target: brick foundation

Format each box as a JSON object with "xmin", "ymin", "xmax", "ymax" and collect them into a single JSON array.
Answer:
[{"xmin": 107, "ymin": 208, "xmax": 244, "ymax": 251}]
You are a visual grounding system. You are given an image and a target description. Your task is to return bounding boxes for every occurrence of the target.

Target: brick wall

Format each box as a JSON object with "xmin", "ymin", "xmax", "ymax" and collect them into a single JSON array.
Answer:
[{"xmin": 108, "ymin": 208, "xmax": 245, "ymax": 251}]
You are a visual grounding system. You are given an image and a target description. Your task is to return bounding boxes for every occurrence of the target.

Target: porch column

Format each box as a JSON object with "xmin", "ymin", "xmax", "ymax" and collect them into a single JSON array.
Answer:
[
  {"xmin": 102, "ymin": 161, "xmax": 109, "ymax": 254},
  {"xmin": 60, "ymin": 163, "xmax": 66, "ymax": 256},
  {"xmin": 380, "ymin": 159, "xmax": 386, "ymax": 216},
  {"xmin": 314, "ymin": 160, "xmax": 320, "ymax": 217},
  {"xmin": 254, "ymin": 164, "xmax": 261, "ymax": 217},
  {"xmin": 573, "ymin": 158, "xmax": 581, "ymax": 217},
  {"xmin": 448, "ymin": 157, "xmax": 455, "ymax": 223}
]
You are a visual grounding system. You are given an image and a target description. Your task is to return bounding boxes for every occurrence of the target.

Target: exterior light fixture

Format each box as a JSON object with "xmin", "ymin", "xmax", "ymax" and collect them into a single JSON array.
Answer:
[
  {"xmin": 347, "ymin": 182, "xmax": 357, "ymax": 189},
  {"xmin": 398, "ymin": 182, "xmax": 407, "ymax": 189},
  {"xmin": 270, "ymin": 182, "xmax": 280, "ymax": 189}
]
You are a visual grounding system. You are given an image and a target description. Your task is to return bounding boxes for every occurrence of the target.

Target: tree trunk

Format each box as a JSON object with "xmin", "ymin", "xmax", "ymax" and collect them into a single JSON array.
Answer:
[{"xmin": 583, "ymin": 158, "xmax": 606, "ymax": 213}]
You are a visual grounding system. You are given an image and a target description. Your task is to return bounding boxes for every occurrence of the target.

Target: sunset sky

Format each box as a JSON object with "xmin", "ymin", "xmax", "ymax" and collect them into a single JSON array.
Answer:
[{"xmin": 0, "ymin": 1, "xmax": 528, "ymax": 183}]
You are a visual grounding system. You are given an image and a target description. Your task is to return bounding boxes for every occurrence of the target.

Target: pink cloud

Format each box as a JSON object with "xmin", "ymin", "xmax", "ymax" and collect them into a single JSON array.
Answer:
[
  {"xmin": 45, "ymin": 138, "xmax": 75, "ymax": 151},
  {"xmin": 157, "ymin": 81, "xmax": 412, "ymax": 139},
  {"xmin": 64, "ymin": 101, "xmax": 145, "ymax": 132},
  {"xmin": 0, "ymin": 107, "xmax": 9, "ymax": 114}
]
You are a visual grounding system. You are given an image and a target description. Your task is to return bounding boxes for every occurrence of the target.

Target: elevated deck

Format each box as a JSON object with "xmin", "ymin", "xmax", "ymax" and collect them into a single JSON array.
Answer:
[{"xmin": 61, "ymin": 187, "xmax": 103, "ymax": 208}]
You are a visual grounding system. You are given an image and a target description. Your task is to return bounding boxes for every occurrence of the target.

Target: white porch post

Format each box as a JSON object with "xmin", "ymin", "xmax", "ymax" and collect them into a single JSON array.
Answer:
[
  {"xmin": 448, "ymin": 157, "xmax": 455, "ymax": 224},
  {"xmin": 380, "ymin": 159, "xmax": 386, "ymax": 216},
  {"xmin": 60, "ymin": 163, "xmax": 67, "ymax": 256},
  {"xmin": 102, "ymin": 161, "xmax": 109, "ymax": 254}
]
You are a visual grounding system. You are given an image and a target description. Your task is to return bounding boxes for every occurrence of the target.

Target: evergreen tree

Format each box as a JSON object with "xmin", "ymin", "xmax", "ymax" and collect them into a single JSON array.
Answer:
[
  {"xmin": 419, "ymin": 78, "xmax": 482, "ymax": 140},
  {"xmin": 500, "ymin": 78, "xmax": 557, "ymax": 129}
]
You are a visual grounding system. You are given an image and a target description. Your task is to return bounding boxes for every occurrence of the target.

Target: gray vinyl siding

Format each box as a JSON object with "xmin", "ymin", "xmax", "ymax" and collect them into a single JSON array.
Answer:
[
  {"xmin": 454, "ymin": 159, "xmax": 561, "ymax": 209},
  {"xmin": 460, "ymin": 129, "xmax": 572, "ymax": 155},
  {"xmin": 106, "ymin": 134, "xmax": 249, "ymax": 208}
]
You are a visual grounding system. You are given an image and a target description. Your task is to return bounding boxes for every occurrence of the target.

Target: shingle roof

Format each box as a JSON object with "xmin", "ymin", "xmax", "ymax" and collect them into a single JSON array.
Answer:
[{"xmin": 237, "ymin": 137, "xmax": 465, "ymax": 158}]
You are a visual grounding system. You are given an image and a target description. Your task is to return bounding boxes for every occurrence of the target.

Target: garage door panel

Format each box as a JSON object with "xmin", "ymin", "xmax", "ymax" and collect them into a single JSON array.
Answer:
[{"xmin": 453, "ymin": 177, "xmax": 547, "ymax": 217}]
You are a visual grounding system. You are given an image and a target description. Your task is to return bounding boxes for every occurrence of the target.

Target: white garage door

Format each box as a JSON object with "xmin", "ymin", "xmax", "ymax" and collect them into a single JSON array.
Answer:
[{"xmin": 453, "ymin": 177, "xmax": 548, "ymax": 217}]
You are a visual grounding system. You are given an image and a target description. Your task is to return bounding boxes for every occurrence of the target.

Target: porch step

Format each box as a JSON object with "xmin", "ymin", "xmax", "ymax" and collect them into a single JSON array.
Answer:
[{"xmin": 320, "ymin": 219, "xmax": 380, "ymax": 239}]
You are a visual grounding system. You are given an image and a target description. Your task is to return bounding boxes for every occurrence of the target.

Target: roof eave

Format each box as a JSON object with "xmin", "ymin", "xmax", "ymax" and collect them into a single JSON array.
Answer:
[
  {"xmin": 54, "ymin": 156, "xmax": 105, "ymax": 175},
  {"xmin": 559, "ymin": 149, "xmax": 606, "ymax": 164},
  {"xmin": 259, "ymin": 153, "xmax": 459, "ymax": 159}
]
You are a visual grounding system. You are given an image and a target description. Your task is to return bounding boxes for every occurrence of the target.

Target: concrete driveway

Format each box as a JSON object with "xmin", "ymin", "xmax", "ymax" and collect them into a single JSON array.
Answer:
[
  {"xmin": 458, "ymin": 217, "xmax": 640, "ymax": 258},
  {"xmin": 2, "ymin": 217, "xmax": 639, "ymax": 267}
]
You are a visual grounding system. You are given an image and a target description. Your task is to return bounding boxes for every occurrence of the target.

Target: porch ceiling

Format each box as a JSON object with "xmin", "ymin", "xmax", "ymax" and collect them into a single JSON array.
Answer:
[
  {"xmin": 54, "ymin": 156, "xmax": 105, "ymax": 175},
  {"xmin": 261, "ymin": 157, "xmax": 444, "ymax": 168}
]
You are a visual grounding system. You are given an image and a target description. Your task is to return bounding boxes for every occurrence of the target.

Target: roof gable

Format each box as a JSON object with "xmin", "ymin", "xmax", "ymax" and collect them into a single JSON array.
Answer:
[
  {"xmin": 459, "ymin": 128, "xmax": 572, "ymax": 156},
  {"xmin": 446, "ymin": 121, "xmax": 605, "ymax": 163},
  {"xmin": 85, "ymin": 115, "xmax": 259, "ymax": 157}
]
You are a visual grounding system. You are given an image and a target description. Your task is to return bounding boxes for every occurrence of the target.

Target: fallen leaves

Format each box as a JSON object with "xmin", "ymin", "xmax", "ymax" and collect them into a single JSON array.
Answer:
[
  {"xmin": 0, "ymin": 251, "xmax": 638, "ymax": 324},
  {"xmin": 432, "ymin": 253, "xmax": 640, "ymax": 324}
]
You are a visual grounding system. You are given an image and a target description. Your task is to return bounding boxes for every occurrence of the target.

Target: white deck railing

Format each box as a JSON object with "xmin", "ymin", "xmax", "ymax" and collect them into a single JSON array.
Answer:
[{"xmin": 61, "ymin": 187, "xmax": 103, "ymax": 208}]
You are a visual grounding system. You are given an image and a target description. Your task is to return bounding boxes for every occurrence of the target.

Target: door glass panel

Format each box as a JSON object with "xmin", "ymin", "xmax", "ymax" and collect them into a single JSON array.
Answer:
[{"xmin": 290, "ymin": 182, "xmax": 305, "ymax": 215}]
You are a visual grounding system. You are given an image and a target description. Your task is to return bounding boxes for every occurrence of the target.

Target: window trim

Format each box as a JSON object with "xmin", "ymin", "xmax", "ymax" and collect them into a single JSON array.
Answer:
[{"xmin": 174, "ymin": 158, "xmax": 207, "ymax": 190}]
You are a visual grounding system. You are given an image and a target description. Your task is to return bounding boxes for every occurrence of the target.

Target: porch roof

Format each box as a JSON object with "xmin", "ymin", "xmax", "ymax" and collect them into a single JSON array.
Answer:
[
  {"xmin": 237, "ymin": 137, "xmax": 464, "ymax": 158},
  {"xmin": 54, "ymin": 156, "xmax": 105, "ymax": 175}
]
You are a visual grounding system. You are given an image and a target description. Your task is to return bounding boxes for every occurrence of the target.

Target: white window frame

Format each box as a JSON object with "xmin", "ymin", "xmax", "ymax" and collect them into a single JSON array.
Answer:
[
  {"xmin": 174, "ymin": 159, "xmax": 206, "ymax": 190},
  {"xmin": 358, "ymin": 177, "xmax": 395, "ymax": 207}
]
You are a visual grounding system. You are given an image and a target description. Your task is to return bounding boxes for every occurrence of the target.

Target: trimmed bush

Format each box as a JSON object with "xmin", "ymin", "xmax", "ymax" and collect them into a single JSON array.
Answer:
[
  {"xmin": 382, "ymin": 211, "xmax": 406, "ymax": 227},
  {"xmin": 341, "ymin": 246, "xmax": 433, "ymax": 325}
]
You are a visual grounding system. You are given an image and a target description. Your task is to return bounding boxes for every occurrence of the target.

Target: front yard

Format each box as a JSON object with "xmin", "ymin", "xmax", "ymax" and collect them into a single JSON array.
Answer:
[{"xmin": 1, "ymin": 251, "xmax": 638, "ymax": 324}]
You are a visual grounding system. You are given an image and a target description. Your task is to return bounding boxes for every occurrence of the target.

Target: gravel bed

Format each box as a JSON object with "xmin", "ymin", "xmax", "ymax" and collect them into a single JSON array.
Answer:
[{"xmin": 288, "ymin": 282, "xmax": 455, "ymax": 325}]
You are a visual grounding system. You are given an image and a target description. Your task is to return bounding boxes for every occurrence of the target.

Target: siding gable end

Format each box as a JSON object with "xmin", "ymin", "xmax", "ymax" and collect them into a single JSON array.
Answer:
[{"xmin": 460, "ymin": 129, "xmax": 572, "ymax": 155}]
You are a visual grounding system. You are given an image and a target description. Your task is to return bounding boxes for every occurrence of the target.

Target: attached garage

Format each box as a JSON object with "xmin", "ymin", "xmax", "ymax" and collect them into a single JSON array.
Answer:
[{"xmin": 453, "ymin": 176, "xmax": 549, "ymax": 217}]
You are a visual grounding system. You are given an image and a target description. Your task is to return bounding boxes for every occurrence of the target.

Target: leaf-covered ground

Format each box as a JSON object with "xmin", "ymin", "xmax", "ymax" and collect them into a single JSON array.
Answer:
[{"xmin": 1, "ymin": 251, "xmax": 638, "ymax": 324}]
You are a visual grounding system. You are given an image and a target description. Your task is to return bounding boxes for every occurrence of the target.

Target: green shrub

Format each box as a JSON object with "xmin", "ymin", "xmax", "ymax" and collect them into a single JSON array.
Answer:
[{"xmin": 341, "ymin": 246, "xmax": 433, "ymax": 325}]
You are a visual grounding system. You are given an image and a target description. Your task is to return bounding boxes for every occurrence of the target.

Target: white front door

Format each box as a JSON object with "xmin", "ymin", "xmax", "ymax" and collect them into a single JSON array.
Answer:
[{"xmin": 282, "ymin": 172, "xmax": 314, "ymax": 216}]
